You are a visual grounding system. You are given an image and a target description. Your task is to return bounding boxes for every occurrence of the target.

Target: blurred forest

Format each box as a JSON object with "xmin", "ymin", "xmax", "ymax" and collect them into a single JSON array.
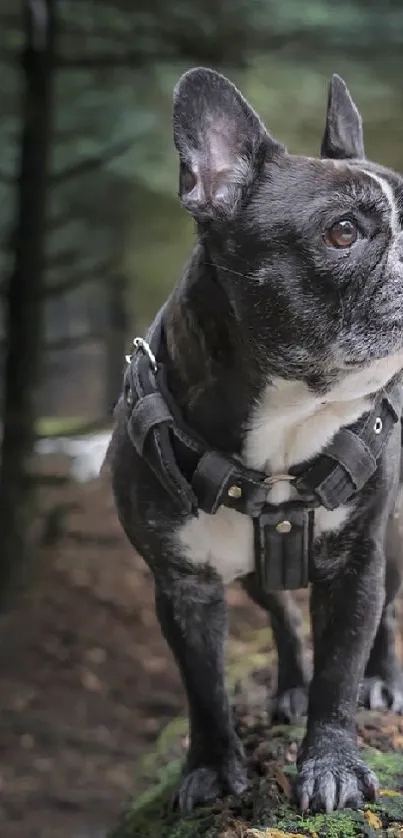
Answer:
[{"xmin": 0, "ymin": 2, "xmax": 403, "ymax": 838}]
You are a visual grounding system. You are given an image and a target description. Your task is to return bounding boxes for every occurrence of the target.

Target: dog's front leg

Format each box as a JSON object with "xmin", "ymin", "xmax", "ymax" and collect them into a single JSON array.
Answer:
[
  {"xmin": 155, "ymin": 569, "xmax": 246, "ymax": 812},
  {"xmin": 295, "ymin": 537, "xmax": 383, "ymax": 812},
  {"xmin": 241, "ymin": 577, "xmax": 309, "ymax": 722},
  {"xmin": 361, "ymin": 513, "xmax": 403, "ymax": 712}
]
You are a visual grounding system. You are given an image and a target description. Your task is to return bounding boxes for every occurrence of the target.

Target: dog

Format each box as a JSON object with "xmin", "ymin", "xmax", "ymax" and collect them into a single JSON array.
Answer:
[{"xmin": 107, "ymin": 68, "xmax": 403, "ymax": 814}]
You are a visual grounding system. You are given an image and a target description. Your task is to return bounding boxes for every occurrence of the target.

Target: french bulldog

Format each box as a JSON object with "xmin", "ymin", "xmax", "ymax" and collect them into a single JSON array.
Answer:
[{"xmin": 107, "ymin": 68, "xmax": 403, "ymax": 813}]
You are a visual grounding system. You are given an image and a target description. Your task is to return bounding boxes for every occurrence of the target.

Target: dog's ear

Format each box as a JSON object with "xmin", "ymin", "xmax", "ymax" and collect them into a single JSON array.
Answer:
[
  {"xmin": 173, "ymin": 67, "xmax": 284, "ymax": 221},
  {"xmin": 321, "ymin": 74, "xmax": 365, "ymax": 160}
]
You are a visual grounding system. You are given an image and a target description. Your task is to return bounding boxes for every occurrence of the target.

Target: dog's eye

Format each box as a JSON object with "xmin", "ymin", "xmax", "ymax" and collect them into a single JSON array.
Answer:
[{"xmin": 325, "ymin": 218, "xmax": 358, "ymax": 249}]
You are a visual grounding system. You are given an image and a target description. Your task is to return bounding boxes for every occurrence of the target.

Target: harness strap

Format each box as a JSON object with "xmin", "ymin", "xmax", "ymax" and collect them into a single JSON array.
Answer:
[
  {"xmin": 123, "ymin": 310, "xmax": 199, "ymax": 515},
  {"xmin": 190, "ymin": 450, "xmax": 273, "ymax": 516},
  {"xmin": 123, "ymin": 309, "xmax": 403, "ymax": 519},
  {"xmin": 292, "ymin": 389, "xmax": 400, "ymax": 510},
  {"xmin": 127, "ymin": 392, "xmax": 174, "ymax": 456}
]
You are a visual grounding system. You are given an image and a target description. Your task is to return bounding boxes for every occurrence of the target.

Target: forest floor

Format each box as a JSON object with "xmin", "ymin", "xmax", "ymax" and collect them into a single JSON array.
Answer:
[{"xmin": 0, "ymin": 464, "xmax": 401, "ymax": 838}]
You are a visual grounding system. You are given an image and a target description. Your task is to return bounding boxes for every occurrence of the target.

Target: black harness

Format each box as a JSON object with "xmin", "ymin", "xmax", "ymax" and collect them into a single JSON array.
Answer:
[{"xmin": 123, "ymin": 309, "xmax": 402, "ymax": 592}]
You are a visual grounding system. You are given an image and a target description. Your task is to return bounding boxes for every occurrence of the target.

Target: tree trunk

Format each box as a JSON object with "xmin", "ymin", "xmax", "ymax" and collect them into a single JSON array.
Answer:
[
  {"xmin": 105, "ymin": 273, "xmax": 129, "ymax": 416},
  {"xmin": 0, "ymin": 0, "xmax": 55, "ymax": 602}
]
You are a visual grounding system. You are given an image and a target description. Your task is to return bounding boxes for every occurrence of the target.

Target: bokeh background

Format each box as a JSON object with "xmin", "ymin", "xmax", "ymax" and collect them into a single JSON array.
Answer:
[{"xmin": 0, "ymin": 2, "xmax": 403, "ymax": 837}]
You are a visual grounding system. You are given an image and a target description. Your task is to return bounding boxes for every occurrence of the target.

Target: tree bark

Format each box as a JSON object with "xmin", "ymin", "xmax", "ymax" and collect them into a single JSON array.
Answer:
[{"xmin": 0, "ymin": 0, "xmax": 55, "ymax": 602}]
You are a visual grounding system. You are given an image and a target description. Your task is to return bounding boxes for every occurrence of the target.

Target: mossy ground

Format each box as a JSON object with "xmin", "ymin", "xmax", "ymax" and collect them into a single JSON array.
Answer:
[{"xmin": 109, "ymin": 697, "xmax": 403, "ymax": 838}]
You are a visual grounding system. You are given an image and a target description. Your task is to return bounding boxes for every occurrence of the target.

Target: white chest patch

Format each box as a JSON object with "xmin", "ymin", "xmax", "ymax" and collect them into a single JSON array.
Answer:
[{"xmin": 177, "ymin": 355, "xmax": 403, "ymax": 584}]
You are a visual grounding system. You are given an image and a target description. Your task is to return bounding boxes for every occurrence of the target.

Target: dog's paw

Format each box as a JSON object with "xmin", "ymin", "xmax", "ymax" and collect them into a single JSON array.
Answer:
[
  {"xmin": 359, "ymin": 673, "xmax": 403, "ymax": 714},
  {"xmin": 174, "ymin": 751, "xmax": 247, "ymax": 812},
  {"xmin": 295, "ymin": 748, "xmax": 378, "ymax": 813},
  {"xmin": 270, "ymin": 685, "xmax": 308, "ymax": 724}
]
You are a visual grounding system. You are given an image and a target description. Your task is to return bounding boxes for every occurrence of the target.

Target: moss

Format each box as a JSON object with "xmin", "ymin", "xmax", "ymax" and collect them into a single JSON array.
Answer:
[
  {"xmin": 276, "ymin": 807, "xmax": 366, "ymax": 837},
  {"xmin": 109, "ymin": 761, "xmax": 403, "ymax": 838},
  {"xmin": 369, "ymin": 791, "xmax": 403, "ymax": 824},
  {"xmin": 135, "ymin": 716, "xmax": 188, "ymax": 787},
  {"xmin": 110, "ymin": 659, "xmax": 403, "ymax": 838},
  {"xmin": 108, "ymin": 760, "xmax": 214, "ymax": 838},
  {"xmin": 363, "ymin": 749, "xmax": 403, "ymax": 790},
  {"xmin": 36, "ymin": 416, "xmax": 93, "ymax": 437}
]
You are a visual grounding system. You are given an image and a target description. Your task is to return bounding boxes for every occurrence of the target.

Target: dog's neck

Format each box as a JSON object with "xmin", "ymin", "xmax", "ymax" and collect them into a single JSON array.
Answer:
[
  {"xmin": 163, "ymin": 241, "xmax": 402, "ymax": 484},
  {"xmin": 163, "ymin": 241, "xmax": 261, "ymax": 454}
]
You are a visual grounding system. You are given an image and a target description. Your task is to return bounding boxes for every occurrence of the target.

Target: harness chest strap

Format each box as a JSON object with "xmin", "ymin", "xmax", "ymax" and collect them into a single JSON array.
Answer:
[{"xmin": 123, "ymin": 314, "xmax": 402, "ymax": 590}]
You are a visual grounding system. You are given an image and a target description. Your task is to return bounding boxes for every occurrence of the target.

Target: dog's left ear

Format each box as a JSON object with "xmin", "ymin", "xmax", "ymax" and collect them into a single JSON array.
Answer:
[
  {"xmin": 173, "ymin": 67, "xmax": 284, "ymax": 221},
  {"xmin": 321, "ymin": 74, "xmax": 365, "ymax": 160}
]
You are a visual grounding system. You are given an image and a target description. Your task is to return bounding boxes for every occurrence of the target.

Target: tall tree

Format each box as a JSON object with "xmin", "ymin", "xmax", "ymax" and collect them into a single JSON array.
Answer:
[{"xmin": 0, "ymin": 0, "xmax": 56, "ymax": 600}]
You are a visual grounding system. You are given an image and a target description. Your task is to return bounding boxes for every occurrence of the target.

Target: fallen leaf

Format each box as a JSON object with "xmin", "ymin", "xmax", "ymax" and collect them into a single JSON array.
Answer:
[
  {"xmin": 80, "ymin": 668, "xmax": 104, "ymax": 692},
  {"xmin": 85, "ymin": 646, "xmax": 106, "ymax": 664},
  {"xmin": 364, "ymin": 810, "xmax": 382, "ymax": 829},
  {"xmin": 270, "ymin": 764, "xmax": 292, "ymax": 798},
  {"xmin": 380, "ymin": 789, "xmax": 402, "ymax": 797}
]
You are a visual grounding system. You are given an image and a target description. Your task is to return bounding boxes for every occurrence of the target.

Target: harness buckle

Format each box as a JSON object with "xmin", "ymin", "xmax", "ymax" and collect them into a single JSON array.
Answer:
[{"xmin": 125, "ymin": 337, "xmax": 158, "ymax": 373}]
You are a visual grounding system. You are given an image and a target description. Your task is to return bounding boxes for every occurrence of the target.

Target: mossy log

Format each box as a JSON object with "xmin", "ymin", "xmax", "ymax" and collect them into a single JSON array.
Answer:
[{"xmin": 109, "ymin": 648, "xmax": 403, "ymax": 838}]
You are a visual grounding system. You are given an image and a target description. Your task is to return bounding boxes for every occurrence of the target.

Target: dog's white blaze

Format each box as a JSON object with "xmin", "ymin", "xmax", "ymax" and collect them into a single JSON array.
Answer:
[
  {"xmin": 363, "ymin": 170, "xmax": 400, "ymax": 234},
  {"xmin": 178, "ymin": 352, "xmax": 403, "ymax": 583}
]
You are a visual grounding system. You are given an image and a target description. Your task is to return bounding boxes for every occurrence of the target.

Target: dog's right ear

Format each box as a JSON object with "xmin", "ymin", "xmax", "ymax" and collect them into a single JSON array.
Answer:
[
  {"xmin": 173, "ymin": 67, "xmax": 284, "ymax": 222},
  {"xmin": 321, "ymin": 74, "xmax": 365, "ymax": 160}
]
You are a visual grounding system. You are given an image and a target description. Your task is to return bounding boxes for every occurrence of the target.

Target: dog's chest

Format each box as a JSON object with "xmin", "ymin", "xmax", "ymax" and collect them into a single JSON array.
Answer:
[
  {"xmin": 243, "ymin": 379, "xmax": 371, "ymax": 502},
  {"xmin": 178, "ymin": 377, "xmax": 372, "ymax": 584}
]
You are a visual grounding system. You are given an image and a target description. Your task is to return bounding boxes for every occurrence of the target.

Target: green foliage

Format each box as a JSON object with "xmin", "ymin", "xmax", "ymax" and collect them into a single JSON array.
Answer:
[
  {"xmin": 277, "ymin": 807, "xmax": 367, "ymax": 837},
  {"xmin": 109, "ymin": 749, "xmax": 403, "ymax": 838},
  {"xmin": 2, "ymin": 0, "xmax": 403, "ymax": 407},
  {"xmin": 364, "ymin": 750, "xmax": 403, "ymax": 790},
  {"xmin": 108, "ymin": 675, "xmax": 403, "ymax": 838},
  {"xmin": 250, "ymin": 0, "xmax": 403, "ymax": 51},
  {"xmin": 109, "ymin": 760, "xmax": 216, "ymax": 838}
]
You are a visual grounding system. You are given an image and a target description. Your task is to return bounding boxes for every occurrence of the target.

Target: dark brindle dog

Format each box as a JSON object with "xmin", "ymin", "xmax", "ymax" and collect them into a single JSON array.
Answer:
[{"xmin": 106, "ymin": 69, "xmax": 403, "ymax": 813}]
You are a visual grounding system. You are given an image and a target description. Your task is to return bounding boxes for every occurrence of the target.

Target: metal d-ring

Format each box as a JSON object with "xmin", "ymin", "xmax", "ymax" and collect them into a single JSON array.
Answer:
[{"xmin": 125, "ymin": 337, "xmax": 158, "ymax": 372}]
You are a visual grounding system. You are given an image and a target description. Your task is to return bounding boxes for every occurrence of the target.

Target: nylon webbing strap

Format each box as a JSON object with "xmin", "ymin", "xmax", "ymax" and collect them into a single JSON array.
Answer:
[
  {"xmin": 127, "ymin": 392, "xmax": 174, "ymax": 456},
  {"xmin": 192, "ymin": 452, "xmax": 239, "ymax": 515},
  {"xmin": 293, "ymin": 387, "xmax": 401, "ymax": 510},
  {"xmin": 123, "ymin": 315, "xmax": 199, "ymax": 515},
  {"xmin": 191, "ymin": 451, "xmax": 272, "ymax": 516}
]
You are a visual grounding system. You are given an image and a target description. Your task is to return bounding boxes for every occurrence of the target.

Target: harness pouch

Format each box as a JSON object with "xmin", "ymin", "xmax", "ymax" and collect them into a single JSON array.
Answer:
[{"xmin": 253, "ymin": 502, "xmax": 315, "ymax": 592}]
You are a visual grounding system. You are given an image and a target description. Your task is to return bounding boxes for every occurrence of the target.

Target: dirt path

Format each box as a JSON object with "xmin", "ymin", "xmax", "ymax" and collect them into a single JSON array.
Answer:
[{"xmin": 0, "ymin": 474, "xmax": 270, "ymax": 838}]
